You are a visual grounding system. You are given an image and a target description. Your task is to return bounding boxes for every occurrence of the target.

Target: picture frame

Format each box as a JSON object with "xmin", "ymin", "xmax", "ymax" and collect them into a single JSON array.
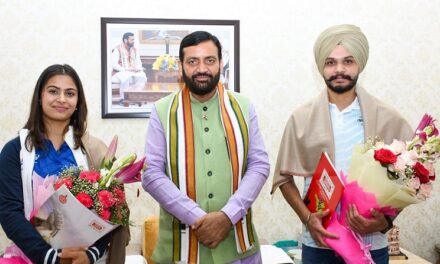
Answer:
[{"xmin": 101, "ymin": 17, "xmax": 240, "ymax": 118}]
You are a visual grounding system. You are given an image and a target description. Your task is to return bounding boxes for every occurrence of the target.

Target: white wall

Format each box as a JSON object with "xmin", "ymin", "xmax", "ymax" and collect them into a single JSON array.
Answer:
[{"xmin": 1, "ymin": 0, "xmax": 439, "ymax": 261}]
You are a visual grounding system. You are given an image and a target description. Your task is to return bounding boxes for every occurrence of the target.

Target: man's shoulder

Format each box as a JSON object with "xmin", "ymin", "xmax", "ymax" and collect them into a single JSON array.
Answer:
[
  {"xmin": 288, "ymin": 96, "xmax": 317, "ymax": 122},
  {"xmin": 361, "ymin": 89, "xmax": 412, "ymax": 139},
  {"xmin": 226, "ymin": 90, "xmax": 250, "ymax": 105},
  {"xmin": 376, "ymin": 99, "xmax": 411, "ymax": 130},
  {"xmin": 358, "ymin": 87, "xmax": 400, "ymax": 114},
  {"xmin": 154, "ymin": 92, "xmax": 179, "ymax": 113},
  {"xmin": 293, "ymin": 98, "xmax": 315, "ymax": 112},
  {"xmin": 111, "ymin": 44, "xmax": 121, "ymax": 53},
  {"xmin": 366, "ymin": 92, "xmax": 406, "ymax": 119}
]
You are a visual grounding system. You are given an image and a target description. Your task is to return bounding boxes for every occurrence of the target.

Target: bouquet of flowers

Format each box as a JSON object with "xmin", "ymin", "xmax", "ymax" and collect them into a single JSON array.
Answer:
[
  {"xmin": 152, "ymin": 54, "xmax": 179, "ymax": 72},
  {"xmin": 1, "ymin": 136, "xmax": 146, "ymax": 263},
  {"xmin": 52, "ymin": 135, "xmax": 146, "ymax": 226},
  {"xmin": 324, "ymin": 114, "xmax": 439, "ymax": 263}
]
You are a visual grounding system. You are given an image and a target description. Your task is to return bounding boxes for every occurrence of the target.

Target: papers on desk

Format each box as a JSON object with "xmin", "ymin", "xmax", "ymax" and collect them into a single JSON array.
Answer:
[
  {"xmin": 125, "ymin": 255, "xmax": 148, "ymax": 264},
  {"xmin": 261, "ymin": 245, "xmax": 294, "ymax": 264}
]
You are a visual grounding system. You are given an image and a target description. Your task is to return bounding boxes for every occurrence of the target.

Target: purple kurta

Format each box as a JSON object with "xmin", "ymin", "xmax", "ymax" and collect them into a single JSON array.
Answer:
[{"xmin": 142, "ymin": 103, "xmax": 270, "ymax": 263}]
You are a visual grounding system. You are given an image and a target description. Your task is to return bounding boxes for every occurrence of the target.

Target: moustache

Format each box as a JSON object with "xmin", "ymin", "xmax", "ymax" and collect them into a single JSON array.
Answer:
[
  {"xmin": 328, "ymin": 74, "xmax": 353, "ymax": 82},
  {"xmin": 192, "ymin": 73, "xmax": 213, "ymax": 79}
]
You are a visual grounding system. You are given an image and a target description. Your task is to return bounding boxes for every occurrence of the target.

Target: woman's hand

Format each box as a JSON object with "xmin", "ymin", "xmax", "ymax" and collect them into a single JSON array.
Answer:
[{"xmin": 59, "ymin": 247, "xmax": 90, "ymax": 264}]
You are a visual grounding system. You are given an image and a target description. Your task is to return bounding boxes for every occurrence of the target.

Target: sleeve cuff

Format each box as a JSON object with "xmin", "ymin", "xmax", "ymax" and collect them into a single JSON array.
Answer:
[
  {"xmin": 187, "ymin": 207, "xmax": 207, "ymax": 226},
  {"xmin": 44, "ymin": 248, "xmax": 60, "ymax": 264},
  {"xmin": 86, "ymin": 247, "xmax": 101, "ymax": 263},
  {"xmin": 221, "ymin": 203, "xmax": 242, "ymax": 225},
  {"xmin": 380, "ymin": 215, "xmax": 394, "ymax": 234}
]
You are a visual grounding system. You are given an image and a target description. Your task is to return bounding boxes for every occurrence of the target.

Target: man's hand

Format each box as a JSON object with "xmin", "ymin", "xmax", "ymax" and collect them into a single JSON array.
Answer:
[
  {"xmin": 346, "ymin": 204, "xmax": 388, "ymax": 235},
  {"xmin": 307, "ymin": 209, "xmax": 339, "ymax": 247},
  {"xmin": 58, "ymin": 247, "xmax": 90, "ymax": 264},
  {"xmin": 192, "ymin": 212, "xmax": 232, "ymax": 249}
]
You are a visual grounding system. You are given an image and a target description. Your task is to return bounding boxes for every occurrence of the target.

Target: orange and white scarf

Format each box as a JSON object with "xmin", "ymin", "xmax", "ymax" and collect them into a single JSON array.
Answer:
[
  {"xmin": 165, "ymin": 83, "xmax": 254, "ymax": 263},
  {"xmin": 116, "ymin": 43, "xmax": 138, "ymax": 69}
]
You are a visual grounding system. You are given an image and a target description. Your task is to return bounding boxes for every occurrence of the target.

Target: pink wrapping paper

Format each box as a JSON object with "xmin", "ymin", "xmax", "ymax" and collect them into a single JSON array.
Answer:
[
  {"xmin": 325, "ymin": 214, "xmax": 374, "ymax": 264},
  {"xmin": 30, "ymin": 173, "xmax": 56, "ymax": 219},
  {"xmin": 0, "ymin": 244, "xmax": 32, "ymax": 264},
  {"xmin": 323, "ymin": 172, "xmax": 398, "ymax": 264}
]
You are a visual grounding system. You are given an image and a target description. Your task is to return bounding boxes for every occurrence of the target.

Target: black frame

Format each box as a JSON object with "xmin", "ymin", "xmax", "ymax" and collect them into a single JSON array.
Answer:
[{"xmin": 101, "ymin": 17, "xmax": 240, "ymax": 118}]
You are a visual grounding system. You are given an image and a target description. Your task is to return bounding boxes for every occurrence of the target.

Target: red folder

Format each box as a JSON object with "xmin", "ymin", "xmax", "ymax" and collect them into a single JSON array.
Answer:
[{"xmin": 303, "ymin": 152, "xmax": 344, "ymax": 228}]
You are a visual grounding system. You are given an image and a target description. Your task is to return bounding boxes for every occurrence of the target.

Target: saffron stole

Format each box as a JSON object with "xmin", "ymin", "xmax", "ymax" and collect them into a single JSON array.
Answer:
[{"xmin": 165, "ymin": 83, "xmax": 254, "ymax": 263}]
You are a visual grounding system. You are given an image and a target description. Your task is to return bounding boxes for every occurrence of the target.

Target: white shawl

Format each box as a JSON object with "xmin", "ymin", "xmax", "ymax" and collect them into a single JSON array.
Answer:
[{"xmin": 19, "ymin": 127, "xmax": 89, "ymax": 220}]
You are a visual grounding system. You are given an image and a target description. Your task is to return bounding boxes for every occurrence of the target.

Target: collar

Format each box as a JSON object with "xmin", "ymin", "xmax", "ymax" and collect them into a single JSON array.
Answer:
[
  {"xmin": 189, "ymin": 88, "xmax": 219, "ymax": 104},
  {"xmin": 329, "ymin": 96, "xmax": 360, "ymax": 114}
]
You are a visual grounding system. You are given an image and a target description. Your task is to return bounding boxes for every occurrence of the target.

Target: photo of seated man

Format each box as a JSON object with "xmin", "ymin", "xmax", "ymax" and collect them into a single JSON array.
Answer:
[{"xmin": 111, "ymin": 32, "xmax": 147, "ymax": 106}]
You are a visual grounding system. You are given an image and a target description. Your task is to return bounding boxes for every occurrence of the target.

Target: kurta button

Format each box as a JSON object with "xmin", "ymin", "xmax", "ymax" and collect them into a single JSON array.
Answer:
[
  {"xmin": 208, "ymin": 193, "xmax": 213, "ymax": 199},
  {"xmin": 205, "ymin": 149, "xmax": 211, "ymax": 154},
  {"xmin": 207, "ymin": 171, "xmax": 212, "ymax": 176},
  {"xmin": 203, "ymin": 106, "xmax": 208, "ymax": 111},
  {"xmin": 204, "ymin": 127, "xmax": 209, "ymax": 132}
]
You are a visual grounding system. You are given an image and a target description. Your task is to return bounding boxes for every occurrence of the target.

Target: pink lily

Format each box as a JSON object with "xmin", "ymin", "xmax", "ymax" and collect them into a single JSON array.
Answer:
[
  {"xmin": 100, "ymin": 153, "xmax": 137, "ymax": 187},
  {"xmin": 101, "ymin": 135, "xmax": 118, "ymax": 170},
  {"xmin": 415, "ymin": 114, "xmax": 434, "ymax": 132},
  {"xmin": 418, "ymin": 125, "xmax": 438, "ymax": 144},
  {"xmin": 425, "ymin": 124, "xmax": 439, "ymax": 137},
  {"xmin": 114, "ymin": 156, "xmax": 146, "ymax": 183},
  {"xmin": 408, "ymin": 114, "xmax": 439, "ymax": 148},
  {"xmin": 415, "ymin": 114, "xmax": 438, "ymax": 138}
]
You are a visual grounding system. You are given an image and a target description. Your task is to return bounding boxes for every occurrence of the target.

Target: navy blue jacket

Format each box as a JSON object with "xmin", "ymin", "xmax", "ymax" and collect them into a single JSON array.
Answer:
[{"xmin": 0, "ymin": 137, "xmax": 109, "ymax": 264}]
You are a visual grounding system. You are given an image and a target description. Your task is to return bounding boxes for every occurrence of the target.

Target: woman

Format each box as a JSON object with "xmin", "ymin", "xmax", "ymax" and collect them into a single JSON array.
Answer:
[{"xmin": 0, "ymin": 64, "xmax": 128, "ymax": 264}]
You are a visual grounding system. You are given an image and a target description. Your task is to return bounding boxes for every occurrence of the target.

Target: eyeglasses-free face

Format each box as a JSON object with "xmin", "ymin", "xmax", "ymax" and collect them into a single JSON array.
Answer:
[{"xmin": 40, "ymin": 74, "xmax": 78, "ymax": 125}]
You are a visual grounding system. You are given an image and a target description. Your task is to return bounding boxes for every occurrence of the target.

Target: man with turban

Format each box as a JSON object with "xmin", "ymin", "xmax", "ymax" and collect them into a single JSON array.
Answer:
[{"xmin": 272, "ymin": 24, "xmax": 413, "ymax": 263}]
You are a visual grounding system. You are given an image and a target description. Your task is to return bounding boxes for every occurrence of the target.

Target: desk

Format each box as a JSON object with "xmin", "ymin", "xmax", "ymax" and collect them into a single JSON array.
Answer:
[
  {"xmin": 153, "ymin": 70, "xmax": 179, "ymax": 83},
  {"xmin": 390, "ymin": 248, "xmax": 431, "ymax": 264},
  {"xmin": 122, "ymin": 82, "xmax": 181, "ymax": 106}
]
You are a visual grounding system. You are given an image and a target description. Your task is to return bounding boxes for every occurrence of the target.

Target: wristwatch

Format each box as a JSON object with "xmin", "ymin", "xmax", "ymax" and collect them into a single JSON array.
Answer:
[{"xmin": 380, "ymin": 215, "xmax": 394, "ymax": 234}]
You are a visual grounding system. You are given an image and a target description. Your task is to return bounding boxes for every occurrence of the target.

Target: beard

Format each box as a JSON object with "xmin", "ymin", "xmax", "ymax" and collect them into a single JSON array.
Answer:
[
  {"xmin": 182, "ymin": 68, "xmax": 220, "ymax": 96},
  {"xmin": 325, "ymin": 74, "xmax": 358, "ymax": 94}
]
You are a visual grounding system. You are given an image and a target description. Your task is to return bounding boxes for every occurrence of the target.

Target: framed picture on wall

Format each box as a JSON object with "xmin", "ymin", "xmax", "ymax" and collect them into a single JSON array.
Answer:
[{"xmin": 101, "ymin": 17, "xmax": 240, "ymax": 118}]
